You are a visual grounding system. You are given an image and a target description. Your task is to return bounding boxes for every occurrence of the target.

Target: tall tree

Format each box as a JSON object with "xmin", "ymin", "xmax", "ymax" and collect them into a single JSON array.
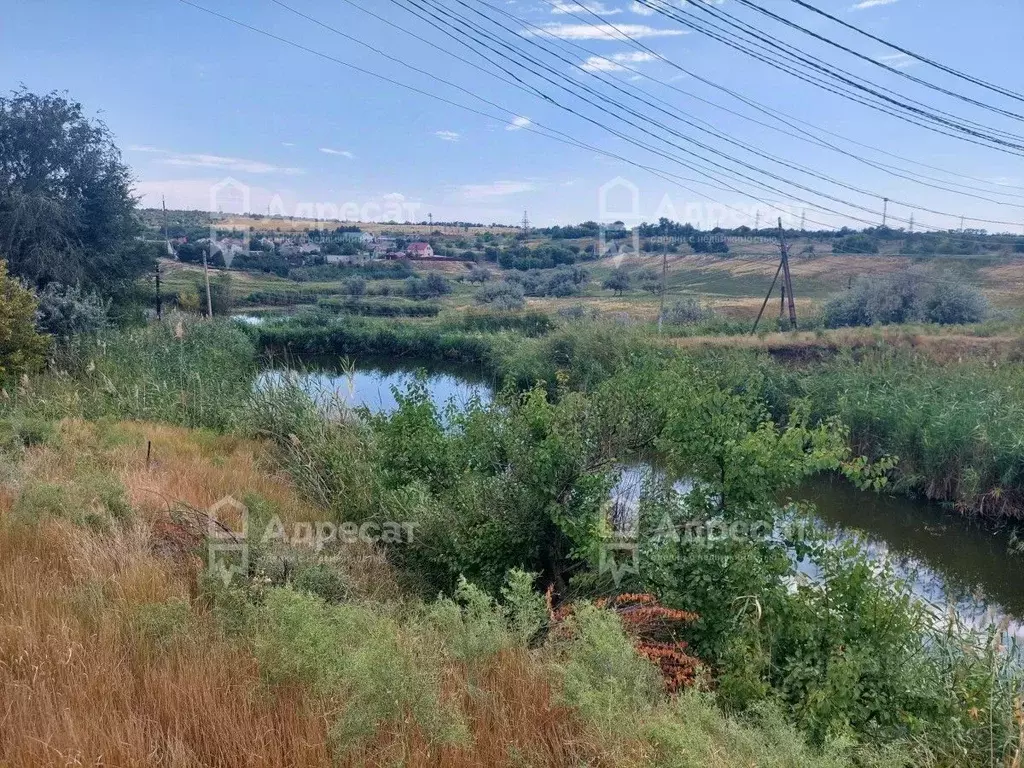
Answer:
[{"xmin": 0, "ymin": 88, "xmax": 151, "ymax": 295}]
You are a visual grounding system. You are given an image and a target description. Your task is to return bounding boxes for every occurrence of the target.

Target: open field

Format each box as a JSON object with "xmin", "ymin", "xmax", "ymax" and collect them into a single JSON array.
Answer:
[{"xmin": 212, "ymin": 215, "xmax": 521, "ymax": 237}]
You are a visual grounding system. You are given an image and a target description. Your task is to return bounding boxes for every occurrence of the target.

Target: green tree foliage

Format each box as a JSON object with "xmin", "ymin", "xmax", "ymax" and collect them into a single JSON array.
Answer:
[
  {"xmin": 832, "ymin": 234, "xmax": 879, "ymax": 255},
  {"xmin": 475, "ymin": 281, "xmax": 526, "ymax": 311},
  {"xmin": 0, "ymin": 89, "xmax": 151, "ymax": 296},
  {"xmin": 0, "ymin": 260, "xmax": 50, "ymax": 382},
  {"xmin": 823, "ymin": 272, "xmax": 989, "ymax": 328},
  {"xmin": 602, "ymin": 269, "xmax": 631, "ymax": 295},
  {"xmin": 34, "ymin": 283, "xmax": 109, "ymax": 340}
]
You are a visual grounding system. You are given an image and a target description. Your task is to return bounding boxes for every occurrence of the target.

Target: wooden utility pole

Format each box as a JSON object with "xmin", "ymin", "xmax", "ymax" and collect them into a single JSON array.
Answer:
[
  {"xmin": 778, "ymin": 218, "xmax": 797, "ymax": 330},
  {"xmin": 157, "ymin": 196, "xmax": 168, "ymax": 321},
  {"xmin": 751, "ymin": 258, "xmax": 783, "ymax": 334},
  {"xmin": 202, "ymin": 250, "xmax": 214, "ymax": 319},
  {"xmin": 155, "ymin": 264, "xmax": 162, "ymax": 321},
  {"xmin": 657, "ymin": 240, "xmax": 668, "ymax": 333}
]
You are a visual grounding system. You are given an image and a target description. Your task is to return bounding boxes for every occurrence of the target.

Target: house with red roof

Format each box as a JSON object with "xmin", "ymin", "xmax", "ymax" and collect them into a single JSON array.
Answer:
[{"xmin": 407, "ymin": 242, "xmax": 435, "ymax": 259}]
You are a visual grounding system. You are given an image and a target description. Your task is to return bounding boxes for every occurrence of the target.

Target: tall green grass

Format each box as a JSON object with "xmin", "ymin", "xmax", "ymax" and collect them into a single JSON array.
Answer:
[
  {"xmin": 786, "ymin": 349, "xmax": 1024, "ymax": 515},
  {"xmin": 8, "ymin": 317, "xmax": 257, "ymax": 431}
]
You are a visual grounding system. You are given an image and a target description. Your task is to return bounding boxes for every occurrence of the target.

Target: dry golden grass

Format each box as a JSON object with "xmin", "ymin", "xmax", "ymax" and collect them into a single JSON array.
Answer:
[
  {"xmin": 0, "ymin": 421, "xmax": 607, "ymax": 767},
  {"xmin": 663, "ymin": 325, "xmax": 1023, "ymax": 363}
]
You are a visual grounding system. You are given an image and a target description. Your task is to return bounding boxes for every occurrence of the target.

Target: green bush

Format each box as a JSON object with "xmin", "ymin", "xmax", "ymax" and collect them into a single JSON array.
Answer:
[
  {"xmin": 0, "ymin": 260, "xmax": 50, "ymax": 384},
  {"xmin": 822, "ymin": 272, "xmax": 988, "ymax": 328},
  {"xmin": 253, "ymin": 588, "xmax": 467, "ymax": 751}
]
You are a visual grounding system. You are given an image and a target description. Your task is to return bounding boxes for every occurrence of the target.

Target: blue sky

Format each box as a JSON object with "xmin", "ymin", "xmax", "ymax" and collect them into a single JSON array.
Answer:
[{"xmin": 2, "ymin": 0, "xmax": 1022, "ymax": 230}]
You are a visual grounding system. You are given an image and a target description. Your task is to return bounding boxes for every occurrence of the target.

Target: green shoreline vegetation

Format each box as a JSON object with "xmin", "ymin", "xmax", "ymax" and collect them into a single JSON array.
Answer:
[{"xmin": 2, "ymin": 315, "xmax": 1022, "ymax": 765}]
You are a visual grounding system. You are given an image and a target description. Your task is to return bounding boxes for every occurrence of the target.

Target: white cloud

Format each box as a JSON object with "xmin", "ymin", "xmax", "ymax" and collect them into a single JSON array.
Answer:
[
  {"xmin": 550, "ymin": 1, "xmax": 622, "ymax": 14},
  {"xmin": 434, "ymin": 130, "xmax": 461, "ymax": 142},
  {"xmin": 630, "ymin": 1, "xmax": 654, "ymax": 14},
  {"xmin": 281, "ymin": 142, "xmax": 295, "ymax": 147},
  {"xmin": 850, "ymin": 0, "xmax": 897, "ymax": 10},
  {"xmin": 320, "ymin": 147, "xmax": 355, "ymax": 158},
  {"xmin": 459, "ymin": 180, "xmax": 537, "ymax": 198},
  {"xmin": 506, "ymin": 116, "xmax": 532, "ymax": 131},
  {"xmin": 581, "ymin": 50, "xmax": 657, "ymax": 72},
  {"xmin": 528, "ymin": 22, "xmax": 687, "ymax": 40},
  {"xmin": 129, "ymin": 145, "xmax": 303, "ymax": 174},
  {"xmin": 875, "ymin": 52, "xmax": 915, "ymax": 69},
  {"xmin": 158, "ymin": 151, "xmax": 303, "ymax": 175}
]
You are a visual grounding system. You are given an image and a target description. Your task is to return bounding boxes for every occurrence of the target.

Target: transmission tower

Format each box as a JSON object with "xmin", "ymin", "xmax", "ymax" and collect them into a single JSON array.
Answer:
[
  {"xmin": 799, "ymin": 210, "xmax": 806, "ymax": 233},
  {"xmin": 908, "ymin": 213, "xmax": 915, "ymax": 233},
  {"xmin": 521, "ymin": 210, "xmax": 531, "ymax": 231}
]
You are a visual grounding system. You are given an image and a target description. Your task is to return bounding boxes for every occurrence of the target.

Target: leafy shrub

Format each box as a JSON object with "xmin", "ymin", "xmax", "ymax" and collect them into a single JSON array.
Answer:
[
  {"xmin": 602, "ymin": 269, "xmax": 631, "ymax": 295},
  {"xmin": 465, "ymin": 265, "xmax": 491, "ymax": 283},
  {"xmin": 0, "ymin": 260, "xmax": 50, "ymax": 383},
  {"xmin": 253, "ymin": 588, "xmax": 467, "ymax": 751},
  {"xmin": 663, "ymin": 298, "xmax": 713, "ymax": 326},
  {"xmin": 556, "ymin": 603, "xmax": 663, "ymax": 731},
  {"xmin": 832, "ymin": 234, "xmax": 879, "ymax": 254},
  {"xmin": 823, "ymin": 272, "xmax": 988, "ymax": 328},
  {"xmin": 475, "ymin": 280, "xmax": 526, "ymax": 311},
  {"xmin": 34, "ymin": 282, "xmax": 108, "ymax": 340}
]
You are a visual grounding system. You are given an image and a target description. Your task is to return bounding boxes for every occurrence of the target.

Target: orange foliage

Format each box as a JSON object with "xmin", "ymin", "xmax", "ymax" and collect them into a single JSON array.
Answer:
[{"xmin": 549, "ymin": 588, "xmax": 702, "ymax": 695}]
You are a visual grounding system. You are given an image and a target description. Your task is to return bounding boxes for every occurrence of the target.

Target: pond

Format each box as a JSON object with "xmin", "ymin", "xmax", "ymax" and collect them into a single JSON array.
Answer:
[{"xmin": 277, "ymin": 358, "xmax": 1024, "ymax": 633}]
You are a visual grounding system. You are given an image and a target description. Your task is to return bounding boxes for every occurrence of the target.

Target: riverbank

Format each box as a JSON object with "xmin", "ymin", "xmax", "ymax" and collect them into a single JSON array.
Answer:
[
  {"xmin": 3, "ymin": 317, "xmax": 1021, "ymax": 765},
  {"xmin": 252, "ymin": 312, "xmax": 1024, "ymax": 518}
]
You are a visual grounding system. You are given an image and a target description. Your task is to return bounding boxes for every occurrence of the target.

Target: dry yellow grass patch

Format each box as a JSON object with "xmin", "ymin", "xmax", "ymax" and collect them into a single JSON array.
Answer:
[
  {"xmin": 15, "ymin": 420, "xmax": 308, "ymax": 524},
  {"xmin": 0, "ymin": 420, "xmax": 606, "ymax": 767}
]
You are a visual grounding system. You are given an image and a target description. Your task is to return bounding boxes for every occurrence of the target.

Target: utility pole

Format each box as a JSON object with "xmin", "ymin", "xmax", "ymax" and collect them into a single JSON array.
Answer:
[
  {"xmin": 908, "ymin": 213, "xmax": 915, "ymax": 233},
  {"xmin": 658, "ymin": 239, "xmax": 668, "ymax": 334},
  {"xmin": 155, "ymin": 264, "xmax": 162, "ymax": 321},
  {"xmin": 202, "ymin": 249, "xmax": 214, "ymax": 319},
  {"xmin": 882, "ymin": 197, "xmax": 889, "ymax": 228},
  {"xmin": 158, "ymin": 195, "xmax": 168, "ymax": 321},
  {"xmin": 960, "ymin": 214, "xmax": 965, "ymax": 233},
  {"xmin": 754, "ymin": 210, "xmax": 760, "ymax": 231},
  {"xmin": 799, "ymin": 210, "xmax": 806, "ymax": 233},
  {"xmin": 779, "ymin": 218, "xmax": 797, "ymax": 330},
  {"xmin": 428, "ymin": 213, "xmax": 433, "ymax": 228}
]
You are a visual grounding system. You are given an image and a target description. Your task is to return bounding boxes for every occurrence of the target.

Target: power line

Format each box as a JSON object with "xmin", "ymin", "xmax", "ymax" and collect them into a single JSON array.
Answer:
[
  {"xmin": 405, "ymin": 0, "xmax": 1023, "ymax": 230},
  {"xmin": 784, "ymin": 0, "xmax": 1024, "ymax": 105},
  {"xmin": 467, "ymin": 0, "xmax": 1024, "ymax": 226},
  {"xmin": 636, "ymin": 0, "xmax": 1024, "ymax": 154},
  {"xmin": 179, "ymin": 0, "xmax": 1021, "ymax": 246},
  {"xmin": 539, "ymin": 0, "xmax": 1024, "ymax": 199},
  {"xmin": 729, "ymin": 0, "xmax": 1024, "ymax": 122}
]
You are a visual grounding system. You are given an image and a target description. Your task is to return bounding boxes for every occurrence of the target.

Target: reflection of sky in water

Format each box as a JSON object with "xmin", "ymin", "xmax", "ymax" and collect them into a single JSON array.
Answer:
[
  {"xmin": 611, "ymin": 463, "xmax": 1024, "ymax": 643},
  {"xmin": 269, "ymin": 362, "xmax": 1024, "ymax": 645},
  {"xmin": 259, "ymin": 366, "xmax": 491, "ymax": 417}
]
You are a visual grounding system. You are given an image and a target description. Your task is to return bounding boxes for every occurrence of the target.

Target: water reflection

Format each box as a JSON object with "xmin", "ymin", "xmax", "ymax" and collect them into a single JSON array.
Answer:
[
  {"xmin": 275, "ymin": 360, "xmax": 1024, "ymax": 631},
  {"xmin": 262, "ymin": 356, "xmax": 491, "ymax": 416}
]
